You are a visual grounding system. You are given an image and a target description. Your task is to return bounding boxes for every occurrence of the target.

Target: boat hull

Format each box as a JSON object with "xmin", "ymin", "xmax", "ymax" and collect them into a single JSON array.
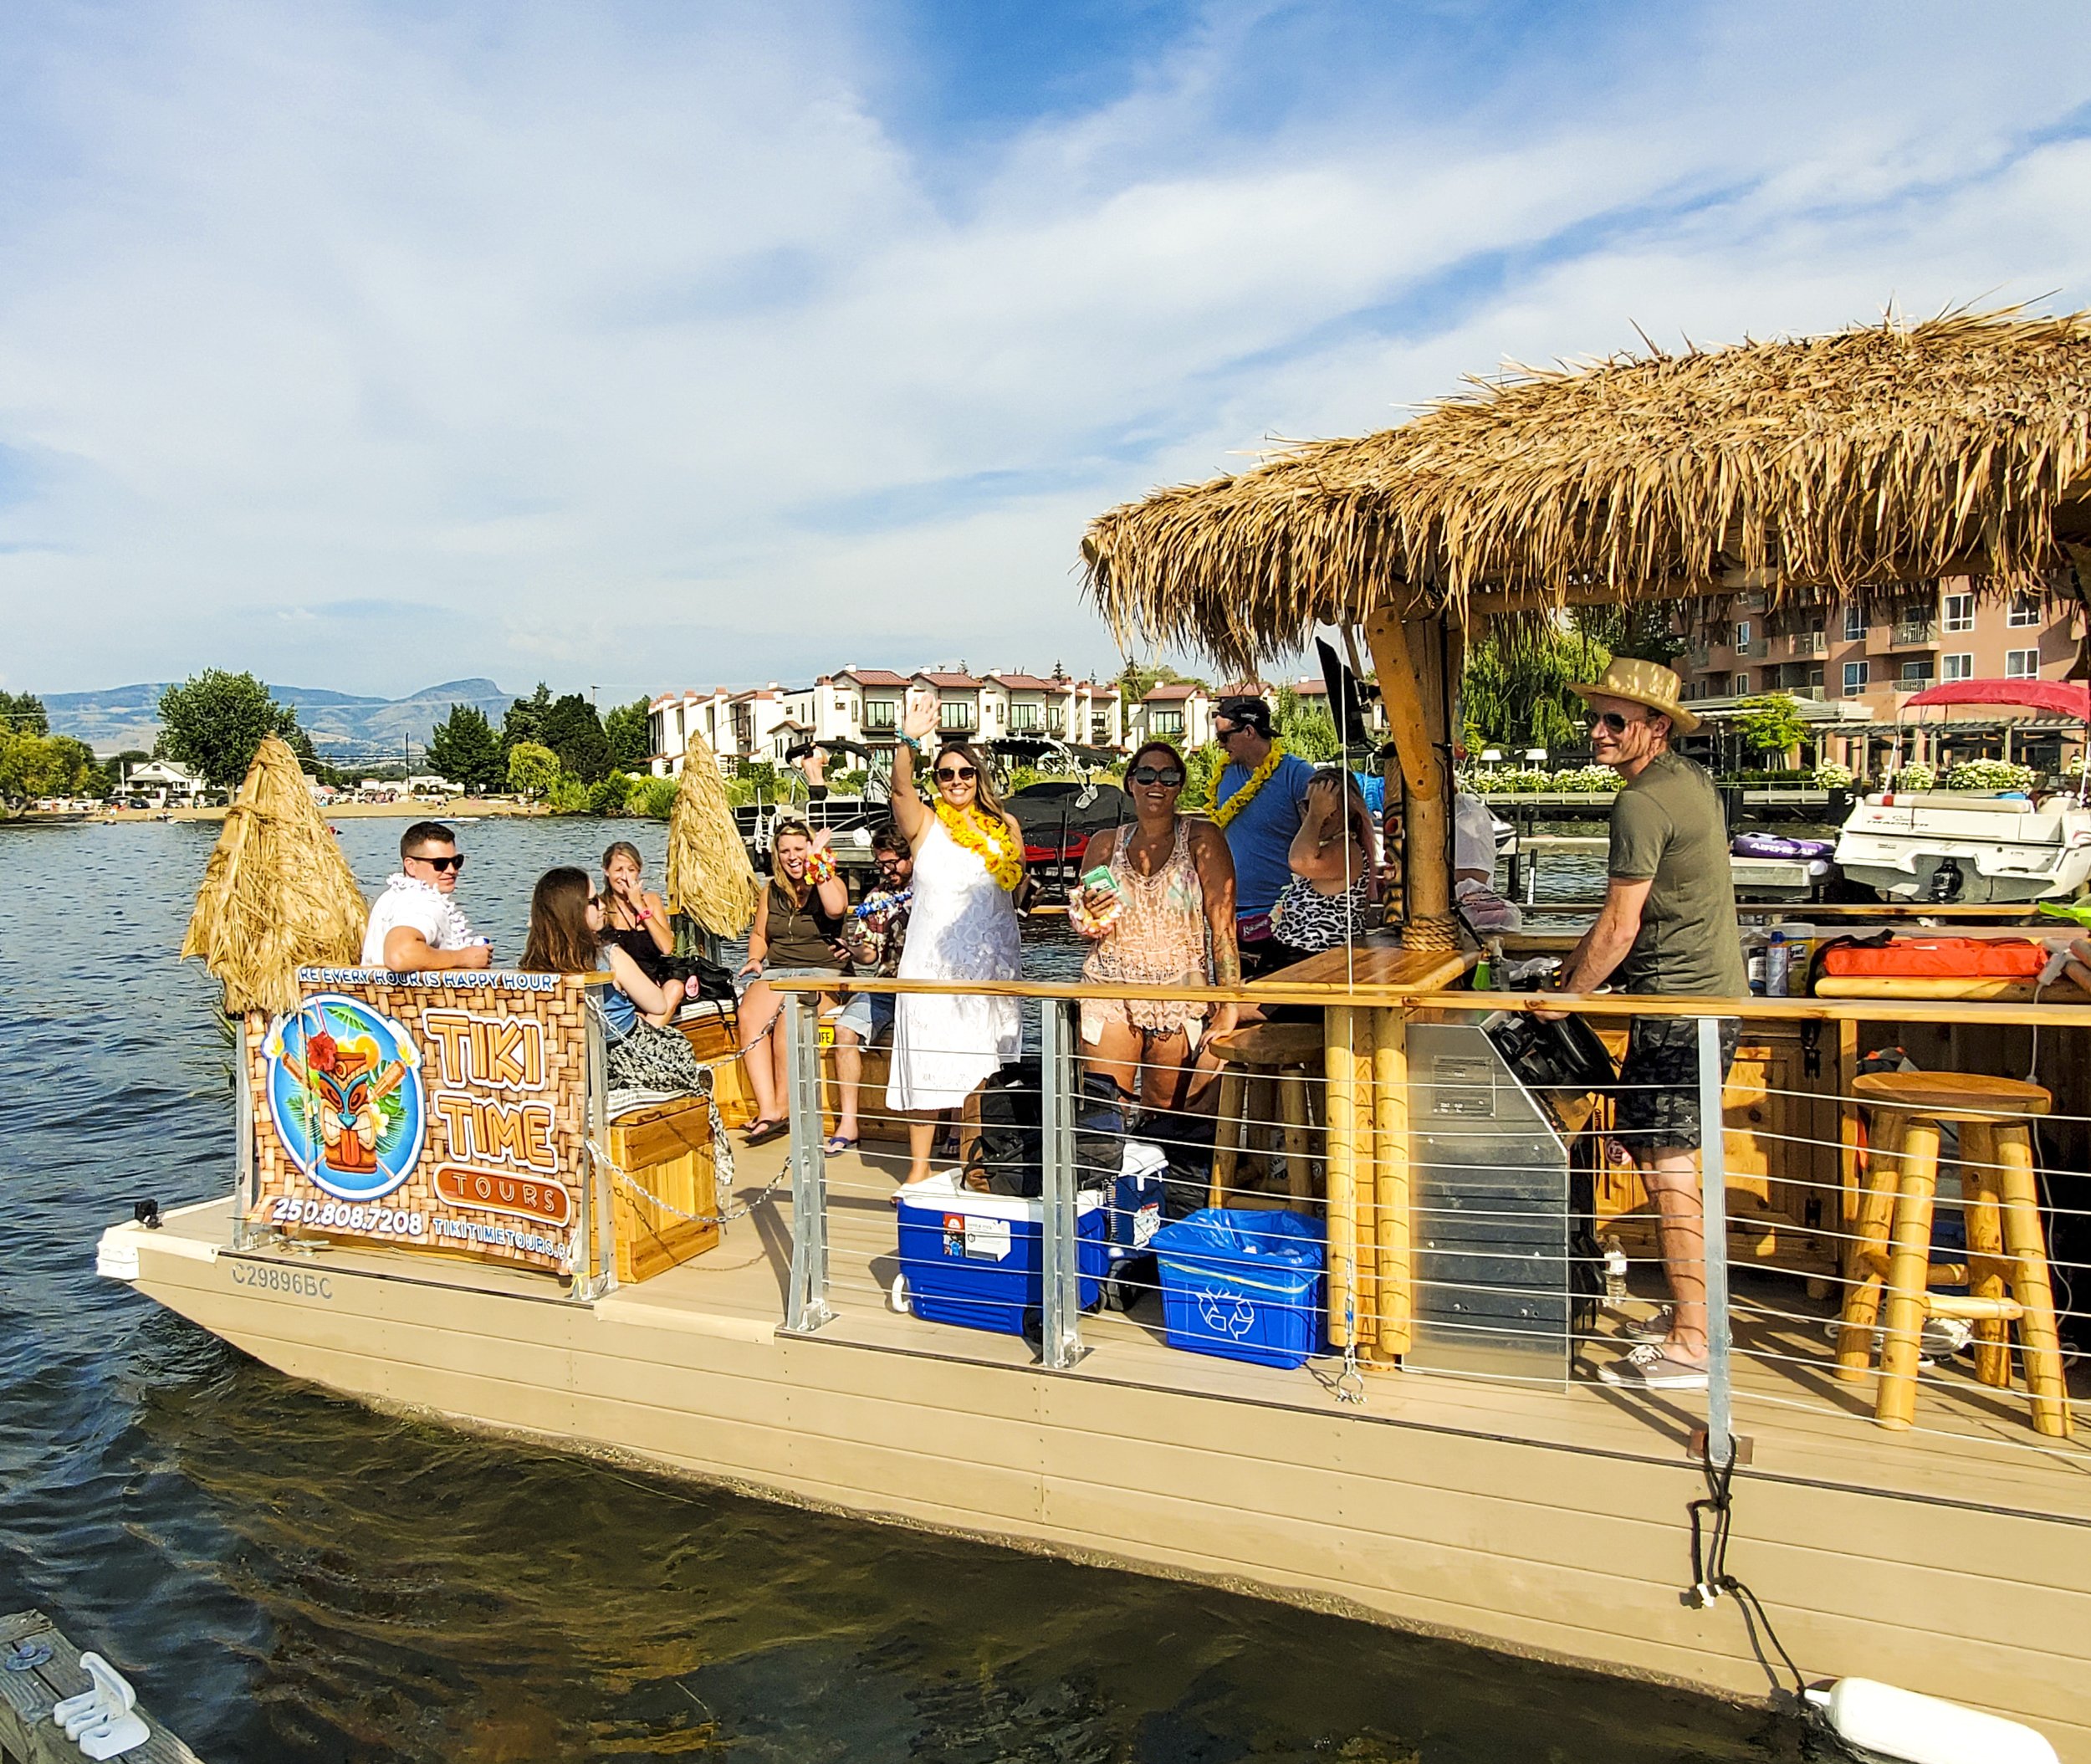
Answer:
[{"xmin": 97, "ymin": 1199, "xmax": 2091, "ymax": 1757}]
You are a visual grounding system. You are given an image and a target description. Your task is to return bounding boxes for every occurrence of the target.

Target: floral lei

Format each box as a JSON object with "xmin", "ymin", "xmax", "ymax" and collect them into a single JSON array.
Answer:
[
  {"xmin": 1209, "ymin": 743, "xmax": 1285, "ymax": 830},
  {"xmin": 937, "ymin": 801, "xmax": 1023, "ymax": 892}
]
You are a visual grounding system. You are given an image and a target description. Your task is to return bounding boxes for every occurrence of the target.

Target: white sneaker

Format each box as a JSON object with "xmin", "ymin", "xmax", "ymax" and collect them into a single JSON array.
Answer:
[{"xmin": 1598, "ymin": 1343, "xmax": 1710, "ymax": 1391}]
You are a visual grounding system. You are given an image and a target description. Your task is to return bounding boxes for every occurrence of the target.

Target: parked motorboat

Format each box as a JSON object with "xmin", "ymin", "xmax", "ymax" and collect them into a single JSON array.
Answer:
[{"xmin": 1833, "ymin": 677, "xmax": 2091, "ymax": 902}]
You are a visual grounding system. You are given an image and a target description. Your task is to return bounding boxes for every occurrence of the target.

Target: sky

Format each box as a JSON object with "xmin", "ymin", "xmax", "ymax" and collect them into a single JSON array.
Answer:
[{"xmin": 5, "ymin": 0, "xmax": 2091, "ymax": 706}]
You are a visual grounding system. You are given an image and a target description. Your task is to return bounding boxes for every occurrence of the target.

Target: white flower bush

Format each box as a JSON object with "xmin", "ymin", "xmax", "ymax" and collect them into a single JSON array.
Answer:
[
  {"xmin": 1889, "ymin": 761, "xmax": 1936, "ymax": 792},
  {"xmin": 1942, "ymin": 759, "xmax": 2037, "ymax": 793},
  {"xmin": 1464, "ymin": 765, "xmax": 1618, "ymax": 795},
  {"xmin": 1812, "ymin": 761, "xmax": 1854, "ymax": 790}
]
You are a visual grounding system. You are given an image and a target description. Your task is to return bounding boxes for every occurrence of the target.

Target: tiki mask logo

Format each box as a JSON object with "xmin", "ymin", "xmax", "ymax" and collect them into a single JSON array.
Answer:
[{"xmin": 264, "ymin": 995, "xmax": 427, "ymax": 1199}]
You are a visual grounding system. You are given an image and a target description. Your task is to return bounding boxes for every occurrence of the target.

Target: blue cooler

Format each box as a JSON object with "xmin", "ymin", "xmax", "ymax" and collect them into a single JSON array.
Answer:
[
  {"xmin": 896, "ymin": 1171, "xmax": 1107, "ymax": 1336},
  {"xmin": 1151, "ymin": 1209, "xmax": 1326, "ymax": 1369}
]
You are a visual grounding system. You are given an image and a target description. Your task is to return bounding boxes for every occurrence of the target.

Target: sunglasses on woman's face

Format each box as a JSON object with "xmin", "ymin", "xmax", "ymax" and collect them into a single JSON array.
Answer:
[
  {"xmin": 414, "ymin": 852, "xmax": 465, "ymax": 872},
  {"xmin": 1587, "ymin": 711, "xmax": 1639, "ymax": 736},
  {"xmin": 1129, "ymin": 765, "xmax": 1184, "ymax": 786},
  {"xmin": 935, "ymin": 765, "xmax": 976, "ymax": 783}
]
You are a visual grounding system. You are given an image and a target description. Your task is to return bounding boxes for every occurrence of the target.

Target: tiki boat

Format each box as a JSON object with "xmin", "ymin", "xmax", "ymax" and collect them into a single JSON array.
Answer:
[{"xmin": 101, "ymin": 312, "xmax": 2091, "ymax": 1760}]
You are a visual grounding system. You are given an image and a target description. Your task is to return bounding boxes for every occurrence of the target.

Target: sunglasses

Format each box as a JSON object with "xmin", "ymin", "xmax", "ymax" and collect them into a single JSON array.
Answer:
[
  {"xmin": 934, "ymin": 765, "xmax": 977, "ymax": 782},
  {"xmin": 1129, "ymin": 765, "xmax": 1184, "ymax": 786},
  {"xmin": 1587, "ymin": 711, "xmax": 1640, "ymax": 736},
  {"xmin": 1214, "ymin": 724, "xmax": 1245, "ymax": 740},
  {"xmin": 412, "ymin": 852, "xmax": 465, "ymax": 872}
]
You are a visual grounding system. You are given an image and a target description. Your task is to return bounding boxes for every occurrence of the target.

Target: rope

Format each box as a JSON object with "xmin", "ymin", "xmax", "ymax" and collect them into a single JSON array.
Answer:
[
  {"xmin": 1398, "ymin": 912, "xmax": 1461, "ymax": 953},
  {"xmin": 1685, "ymin": 1446, "xmax": 1808, "ymax": 1701}
]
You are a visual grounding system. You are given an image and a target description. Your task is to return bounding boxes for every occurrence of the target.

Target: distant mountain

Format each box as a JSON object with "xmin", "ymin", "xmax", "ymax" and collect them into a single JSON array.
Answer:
[{"xmin": 43, "ymin": 678, "xmax": 514, "ymax": 762}]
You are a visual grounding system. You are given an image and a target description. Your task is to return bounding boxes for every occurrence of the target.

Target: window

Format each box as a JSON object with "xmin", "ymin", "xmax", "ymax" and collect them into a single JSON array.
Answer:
[
  {"xmin": 1844, "ymin": 606, "xmax": 1865, "ymax": 642},
  {"xmin": 939, "ymin": 700, "xmax": 975, "ymax": 731},
  {"xmin": 1734, "ymin": 620, "xmax": 1751, "ymax": 652},
  {"xmin": 1148, "ymin": 708, "xmax": 1184, "ymax": 736},
  {"xmin": 2009, "ymin": 596, "xmax": 2040, "ymax": 627},
  {"xmin": 1843, "ymin": 661, "xmax": 1870, "ymax": 695},
  {"xmin": 1046, "ymin": 704, "xmax": 1064, "ymax": 732},
  {"xmin": 834, "ymin": 695, "xmax": 849, "ymax": 713},
  {"xmin": 1943, "ymin": 593, "xmax": 1975, "ymax": 634},
  {"xmin": 1091, "ymin": 714, "xmax": 1112, "ymax": 744},
  {"xmin": 2007, "ymin": 648, "xmax": 2040, "ymax": 678},
  {"xmin": 1899, "ymin": 658, "xmax": 1935, "ymax": 687},
  {"xmin": 863, "ymin": 699, "xmax": 896, "ymax": 730},
  {"xmin": 1009, "ymin": 703, "xmax": 1040, "ymax": 731},
  {"xmin": 1943, "ymin": 653, "xmax": 1975, "ymax": 682},
  {"xmin": 1731, "ymin": 672, "xmax": 1751, "ymax": 696}
]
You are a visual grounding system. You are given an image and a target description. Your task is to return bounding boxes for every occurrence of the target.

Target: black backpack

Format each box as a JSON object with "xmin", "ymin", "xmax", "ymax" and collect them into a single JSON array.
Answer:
[{"xmin": 964, "ymin": 1059, "xmax": 1127, "ymax": 1198}]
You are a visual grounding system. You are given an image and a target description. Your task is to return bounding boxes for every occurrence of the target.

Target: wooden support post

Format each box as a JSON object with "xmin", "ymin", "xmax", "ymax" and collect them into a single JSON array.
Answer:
[
  {"xmin": 1957, "ymin": 1121, "xmax": 2012, "ymax": 1388},
  {"xmin": 1210, "ymin": 1067, "xmax": 1246, "ymax": 1209},
  {"xmin": 1373, "ymin": 1005, "xmax": 1412, "ymax": 1358},
  {"xmin": 1362, "ymin": 608, "xmax": 1453, "ymax": 943},
  {"xmin": 1279, "ymin": 1071, "xmax": 1314, "ymax": 1212},
  {"xmin": 1875, "ymin": 1116, "xmax": 1941, "ymax": 1429}
]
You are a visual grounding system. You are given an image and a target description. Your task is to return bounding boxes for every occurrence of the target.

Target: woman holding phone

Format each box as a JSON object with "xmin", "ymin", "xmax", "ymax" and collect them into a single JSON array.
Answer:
[{"xmin": 1071, "ymin": 739, "xmax": 1239, "ymax": 1109}]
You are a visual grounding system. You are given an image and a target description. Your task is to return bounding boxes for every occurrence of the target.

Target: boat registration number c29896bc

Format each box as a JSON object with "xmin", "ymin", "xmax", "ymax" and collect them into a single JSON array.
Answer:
[{"xmin": 228, "ymin": 1260, "xmax": 334, "ymax": 1301}]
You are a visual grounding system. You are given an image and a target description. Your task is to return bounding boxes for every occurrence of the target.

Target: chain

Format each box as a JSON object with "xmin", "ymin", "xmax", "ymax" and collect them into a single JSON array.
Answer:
[{"xmin": 585, "ymin": 1090, "xmax": 783, "ymax": 1228}]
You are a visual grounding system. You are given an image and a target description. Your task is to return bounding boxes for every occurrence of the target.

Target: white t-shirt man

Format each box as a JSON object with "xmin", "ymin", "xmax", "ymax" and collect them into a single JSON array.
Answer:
[
  {"xmin": 360, "ymin": 875, "xmax": 483, "ymax": 968},
  {"xmin": 1453, "ymin": 791, "xmax": 1521, "ymax": 931}
]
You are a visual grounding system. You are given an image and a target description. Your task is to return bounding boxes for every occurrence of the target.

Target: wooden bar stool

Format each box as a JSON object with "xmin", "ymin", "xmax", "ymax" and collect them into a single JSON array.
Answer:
[
  {"xmin": 1205, "ymin": 1024, "xmax": 1325, "ymax": 1211},
  {"xmin": 1837, "ymin": 1071, "xmax": 2071, "ymax": 1438}
]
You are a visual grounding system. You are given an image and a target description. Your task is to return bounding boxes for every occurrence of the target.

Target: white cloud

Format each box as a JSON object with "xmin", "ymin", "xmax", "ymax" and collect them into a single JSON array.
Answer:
[{"xmin": 3, "ymin": 0, "xmax": 2090, "ymax": 698}]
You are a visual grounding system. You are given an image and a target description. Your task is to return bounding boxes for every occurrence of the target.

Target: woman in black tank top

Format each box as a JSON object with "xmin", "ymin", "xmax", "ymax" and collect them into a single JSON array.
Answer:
[{"xmin": 601, "ymin": 842, "xmax": 686, "ymax": 1023}]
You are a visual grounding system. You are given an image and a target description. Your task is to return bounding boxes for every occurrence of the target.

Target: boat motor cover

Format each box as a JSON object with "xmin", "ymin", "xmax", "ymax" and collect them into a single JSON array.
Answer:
[
  {"xmin": 1817, "ymin": 936, "xmax": 2048, "ymax": 979},
  {"xmin": 1485, "ymin": 1010, "xmax": 1618, "ymax": 1097}
]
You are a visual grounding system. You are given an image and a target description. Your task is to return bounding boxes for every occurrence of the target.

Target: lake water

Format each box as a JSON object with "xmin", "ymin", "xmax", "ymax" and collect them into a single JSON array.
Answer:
[{"xmin": 0, "ymin": 818, "xmax": 1809, "ymax": 1762}]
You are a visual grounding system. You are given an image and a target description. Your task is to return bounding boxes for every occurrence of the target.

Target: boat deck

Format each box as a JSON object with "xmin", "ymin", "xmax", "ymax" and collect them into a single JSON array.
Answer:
[{"xmin": 129, "ymin": 1158, "xmax": 2091, "ymax": 1756}]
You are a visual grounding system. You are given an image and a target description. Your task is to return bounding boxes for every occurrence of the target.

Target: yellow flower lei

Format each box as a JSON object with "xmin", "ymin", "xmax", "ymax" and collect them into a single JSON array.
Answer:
[
  {"xmin": 1209, "ymin": 743, "xmax": 1285, "ymax": 830},
  {"xmin": 937, "ymin": 801, "xmax": 1023, "ymax": 892}
]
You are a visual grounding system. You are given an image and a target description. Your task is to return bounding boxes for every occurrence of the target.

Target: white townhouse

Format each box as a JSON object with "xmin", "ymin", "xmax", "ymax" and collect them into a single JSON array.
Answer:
[{"xmin": 648, "ymin": 688, "xmax": 737, "ymax": 777}]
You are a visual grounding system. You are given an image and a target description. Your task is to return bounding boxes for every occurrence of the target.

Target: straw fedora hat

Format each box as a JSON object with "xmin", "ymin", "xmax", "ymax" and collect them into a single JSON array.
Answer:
[{"xmin": 1569, "ymin": 657, "xmax": 1700, "ymax": 736}]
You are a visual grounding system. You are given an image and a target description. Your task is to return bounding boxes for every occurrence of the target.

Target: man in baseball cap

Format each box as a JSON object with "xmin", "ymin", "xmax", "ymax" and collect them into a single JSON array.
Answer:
[{"xmin": 1209, "ymin": 693, "xmax": 1318, "ymax": 974}]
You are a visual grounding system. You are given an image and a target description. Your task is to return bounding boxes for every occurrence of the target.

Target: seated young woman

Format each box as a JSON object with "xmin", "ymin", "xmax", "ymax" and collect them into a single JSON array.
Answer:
[
  {"xmin": 521, "ymin": 867, "xmax": 704, "ymax": 1092},
  {"xmin": 1269, "ymin": 769, "xmax": 1378, "ymax": 957},
  {"xmin": 599, "ymin": 839, "xmax": 687, "ymax": 1026},
  {"xmin": 735, "ymin": 820, "xmax": 849, "ymax": 1145},
  {"xmin": 1070, "ymin": 739, "xmax": 1238, "ymax": 1111}
]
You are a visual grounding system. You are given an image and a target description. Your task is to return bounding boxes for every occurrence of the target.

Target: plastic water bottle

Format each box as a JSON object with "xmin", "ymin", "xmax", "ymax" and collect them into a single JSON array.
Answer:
[{"xmin": 1765, "ymin": 931, "xmax": 1789, "ymax": 998}]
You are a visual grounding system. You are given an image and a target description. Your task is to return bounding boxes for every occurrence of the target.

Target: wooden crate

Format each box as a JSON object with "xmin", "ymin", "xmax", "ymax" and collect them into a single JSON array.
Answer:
[
  {"xmin": 677, "ymin": 1002, "xmax": 758, "ymax": 1128},
  {"xmin": 608, "ymin": 1095, "xmax": 721, "ymax": 1284}
]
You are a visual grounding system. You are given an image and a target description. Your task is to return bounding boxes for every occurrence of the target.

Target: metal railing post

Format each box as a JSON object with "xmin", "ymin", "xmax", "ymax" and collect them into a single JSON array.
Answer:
[
  {"xmin": 783, "ymin": 991, "xmax": 836, "ymax": 1334},
  {"xmin": 232, "ymin": 1014, "xmax": 257, "ymax": 1250},
  {"xmin": 1038, "ymin": 998, "xmax": 1087, "ymax": 1369},
  {"xmin": 577, "ymin": 998, "xmax": 616, "ymax": 1300},
  {"xmin": 1698, "ymin": 1015, "xmax": 1735, "ymax": 1467}
]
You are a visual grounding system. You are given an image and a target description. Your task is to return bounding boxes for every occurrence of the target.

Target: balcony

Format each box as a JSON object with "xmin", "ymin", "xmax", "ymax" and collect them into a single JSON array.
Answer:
[{"xmin": 1887, "ymin": 619, "xmax": 1938, "ymax": 648}]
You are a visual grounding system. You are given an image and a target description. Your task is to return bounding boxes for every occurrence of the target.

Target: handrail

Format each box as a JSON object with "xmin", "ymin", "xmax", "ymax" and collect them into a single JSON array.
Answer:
[{"xmin": 760, "ymin": 972, "xmax": 2091, "ymax": 1027}]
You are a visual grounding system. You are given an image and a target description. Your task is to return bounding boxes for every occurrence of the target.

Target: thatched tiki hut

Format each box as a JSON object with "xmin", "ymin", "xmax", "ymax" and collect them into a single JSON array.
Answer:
[{"xmin": 1083, "ymin": 309, "xmax": 2091, "ymax": 944}]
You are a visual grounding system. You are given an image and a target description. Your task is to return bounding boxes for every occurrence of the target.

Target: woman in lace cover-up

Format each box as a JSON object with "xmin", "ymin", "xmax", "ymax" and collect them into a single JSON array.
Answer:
[{"xmin": 884, "ymin": 688, "xmax": 1025, "ymax": 1187}]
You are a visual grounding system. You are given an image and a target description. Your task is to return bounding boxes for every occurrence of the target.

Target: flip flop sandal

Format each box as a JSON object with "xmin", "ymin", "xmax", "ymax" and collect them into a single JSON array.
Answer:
[
  {"xmin": 741, "ymin": 1118, "xmax": 787, "ymax": 1147},
  {"xmin": 823, "ymin": 1134, "xmax": 858, "ymax": 1157}
]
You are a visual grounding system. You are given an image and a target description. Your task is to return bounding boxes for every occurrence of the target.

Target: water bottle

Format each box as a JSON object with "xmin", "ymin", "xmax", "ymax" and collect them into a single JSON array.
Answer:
[{"xmin": 1765, "ymin": 930, "xmax": 1789, "ymax": 998}]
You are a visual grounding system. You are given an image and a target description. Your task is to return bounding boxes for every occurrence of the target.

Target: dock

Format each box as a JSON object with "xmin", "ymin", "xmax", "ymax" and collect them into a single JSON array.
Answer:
[{"xmin": 0, "ymin": 1611, "xmax": 202, "ymax": 1764}]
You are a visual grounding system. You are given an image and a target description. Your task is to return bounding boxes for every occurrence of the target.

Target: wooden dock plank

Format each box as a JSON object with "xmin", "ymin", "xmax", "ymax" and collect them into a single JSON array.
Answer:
[{"xmin": 0, "ymin": 1611, "xmax": 204, "ymax": 1764}]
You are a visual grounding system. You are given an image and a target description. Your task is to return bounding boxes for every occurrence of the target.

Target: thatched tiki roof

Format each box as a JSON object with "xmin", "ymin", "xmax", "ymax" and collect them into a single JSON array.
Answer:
[
  {"xmin": 1083, "ymin": 309, "xmax": 2091, "ymax": 671},
  {"xmin": 181, "ymin": 734, "xmax": 369, "ymax": 1016}
]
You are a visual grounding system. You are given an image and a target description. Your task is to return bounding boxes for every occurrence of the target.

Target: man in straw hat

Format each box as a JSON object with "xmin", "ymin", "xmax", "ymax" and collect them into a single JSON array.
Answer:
[{"xmin": 1537, "ymin": 657, "xmax": 1746, "ymax": 1393}]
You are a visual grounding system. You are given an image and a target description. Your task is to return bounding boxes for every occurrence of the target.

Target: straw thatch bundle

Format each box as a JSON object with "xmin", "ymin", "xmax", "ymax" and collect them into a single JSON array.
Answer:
[
  {"xmin": 1085, "ymin": 308, "xmax": 2091, "ymax": 670},
  {"xmin": 180, "ymin": 734, "xmax": 369, "ymax": 1015},
  {"xmin": 665, "ymin": 731, "xmax": 759, "ymax": 936}
]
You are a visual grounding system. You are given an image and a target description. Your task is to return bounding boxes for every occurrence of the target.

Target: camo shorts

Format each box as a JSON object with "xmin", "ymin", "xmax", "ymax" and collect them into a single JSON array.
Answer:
[{"xmin": 1613, "ymin": 1015, "xmax": 1739, "ymax": 1155}]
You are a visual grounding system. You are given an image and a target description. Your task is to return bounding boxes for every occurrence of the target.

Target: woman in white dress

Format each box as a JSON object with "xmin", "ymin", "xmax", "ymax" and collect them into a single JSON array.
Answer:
[{"xmin": 884, "ymin": 688, "xmax": 1025, "ymax": 1188}]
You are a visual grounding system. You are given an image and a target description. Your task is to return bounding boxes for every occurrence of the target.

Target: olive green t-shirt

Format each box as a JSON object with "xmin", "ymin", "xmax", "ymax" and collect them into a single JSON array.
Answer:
[{"xmin": 1607, "ymin": 750, "xmax": 1748, "ymax": 997}]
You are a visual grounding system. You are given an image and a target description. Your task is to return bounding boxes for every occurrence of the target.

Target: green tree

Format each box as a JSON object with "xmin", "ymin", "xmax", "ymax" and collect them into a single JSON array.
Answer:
[
  {"xmin": 588, "ymin": 771, "xmax": 634, "ymax": 816},
  {"xmin": 1273, "ymin": 687, "xmax": 1342, "ymax": 762},
  {"xmin": 501, "ymin": 682, "xmax": 553, "ymax": 756},
  {"xmin": 631, "ymin": 775, "xmax": 678, "ymax": 818},
  {"xmin": 154, "ymin": 670, "xmax": 310, "ymax": 790},
  {"xmin": 603, "ymin": 698, "xmax": 652, "ymax": 773},
  {"xmin": 541, "ymin": 693, "xmax": 611, "ymax": 783},
  {"xmin": 0, "ymin": 730, "xmax": 95, "ymax": 805},
  {"xmin": 546, "ymin": 775, "xmax": 590, "ymax": 814},
  {"xmin": 1733, "ymin": 693, "xmax": 1808, "ymax": 761},
  {"xmin": 506, "ymin": 740, "xmax": 560, "ymax": 800},
  {"xmin": 427, "ymin": 703, "xmax": 504, "ymax": 794},
  {"xmin": 0, "ymin": 691, "xmax": 49, "ymax": 735},
  {"xmin": 1461, "ymin": 619, "xmax": 1614, "ymax": 755},
  {"xmin": 1180, "ymin": 739, "xmax": 1226, "ymax": 810}
]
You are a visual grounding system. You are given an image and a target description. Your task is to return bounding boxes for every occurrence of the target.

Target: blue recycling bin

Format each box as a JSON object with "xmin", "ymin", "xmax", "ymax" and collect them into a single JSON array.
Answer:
[{"xmin": 1151, "ymin": 1209, "xmax": 1326, "ymax": 1369}]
